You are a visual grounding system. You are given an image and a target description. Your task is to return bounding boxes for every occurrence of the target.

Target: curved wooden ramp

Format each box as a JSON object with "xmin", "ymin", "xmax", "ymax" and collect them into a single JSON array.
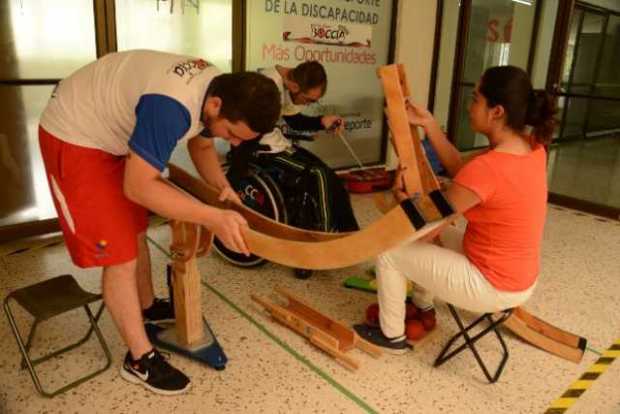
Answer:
[{"xmin": 168, "ymin": 163, "xmax": 456, "ymax": 270}]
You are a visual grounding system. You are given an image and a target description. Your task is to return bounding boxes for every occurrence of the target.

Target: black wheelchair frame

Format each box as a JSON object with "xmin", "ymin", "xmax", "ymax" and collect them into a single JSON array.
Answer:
[{"xmin": 213, "ymin": 150, "xmax": 327, "ymax": 268}]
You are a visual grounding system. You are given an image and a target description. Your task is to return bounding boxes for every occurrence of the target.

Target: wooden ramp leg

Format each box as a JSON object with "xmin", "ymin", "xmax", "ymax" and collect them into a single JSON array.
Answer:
[{"xmin": 503, "ymin": 312, "xmax": 585, "ymax": 363}]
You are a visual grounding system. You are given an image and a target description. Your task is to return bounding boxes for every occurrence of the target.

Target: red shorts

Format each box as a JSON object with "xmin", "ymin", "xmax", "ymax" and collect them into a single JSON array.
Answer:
[{"xmin": 39, "ymin": 126, "xmax": 148, "ymax": 268}]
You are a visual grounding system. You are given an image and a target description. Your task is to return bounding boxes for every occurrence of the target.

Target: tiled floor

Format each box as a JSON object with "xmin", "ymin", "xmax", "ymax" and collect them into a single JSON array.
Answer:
[{"xmin": 1, "ymin": 194, "xmax": 619, "ymax": 414}]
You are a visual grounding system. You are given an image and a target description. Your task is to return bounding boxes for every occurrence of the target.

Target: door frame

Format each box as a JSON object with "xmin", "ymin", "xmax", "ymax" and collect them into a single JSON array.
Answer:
[
  {"xmin": 546, "ymin": 0, "xmax": 620, "ymax": 219},
  {"xmin": 444, "ymin": 0, "xmax": 543, "ymax": 147}
]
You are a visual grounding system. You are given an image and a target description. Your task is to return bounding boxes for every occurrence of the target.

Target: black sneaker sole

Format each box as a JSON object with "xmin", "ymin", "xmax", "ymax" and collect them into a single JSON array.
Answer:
[
  {"xmin": 381, "ymin": 345, "xmax": 410, "ymax": 355},
  {"xmin": 119, "ymin": 366, "xmax": 190, "ymax": 396}
]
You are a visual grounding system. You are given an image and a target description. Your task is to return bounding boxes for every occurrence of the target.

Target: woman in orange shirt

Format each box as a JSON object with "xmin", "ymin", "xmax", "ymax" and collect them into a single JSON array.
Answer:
[{"xmin": 355, "ymin": 66, "xmax": 556, "ymax": 353}]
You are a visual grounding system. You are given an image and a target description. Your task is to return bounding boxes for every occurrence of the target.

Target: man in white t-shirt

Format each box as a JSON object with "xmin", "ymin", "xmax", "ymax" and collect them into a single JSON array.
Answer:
[
  {"xmin": 39, "ymin": 50, "xmax": 280, "ymax": 395},
  {"xmin": 241, "ymin": 61, "xmax": 359, "ymax": 278}
]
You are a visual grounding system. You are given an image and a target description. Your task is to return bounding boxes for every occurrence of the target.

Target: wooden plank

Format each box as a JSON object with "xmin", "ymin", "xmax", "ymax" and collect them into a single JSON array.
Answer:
[
  {"xmin": 168, "ymin": 163, "xmax": 458, "ymax": 270},
  {"xmin": 252, "ymin": 295, "xmax": 340, "ymax": 349},
  {"xmin": 196, "ymin": 230, "xmax": 214, "ymax": 257},
  {"xmin": 310, "ymin": 335, "xmax": 360, "ymax": 371},
  {"xmin": 276, "ymin": 288, "xmax": 355, "ymax": 351},
  {"xmin": 244, "ymin": 214, "xmax": 451, "ymax": 270},
  {"xmin": 378, "ymin": 65, "xmax": 424, "ymax": 196},
  {"xmin": 170, "ymin": 222, "xmax": 204, "ymax": 345},
  {"xmin": 171, "ymin": 256, "xmax": 205, "ymax": 345},
  {"xmin": 396, "ymin": 64, "xmax": 442, "ymax": 194},
  {"xmin": 354, "ymin": 336, "xmax": 382, "ymax": 358},
  {"xmin": 504, "ymin": 314, "xmax": 584, "ymax": 363},
  {"xmin": 168, "ymin": 164, "xmax": 345, "ymax": 243},
  {"xmin": 513, "ymin": 307, "xmax": 586, "ymax": 351}
]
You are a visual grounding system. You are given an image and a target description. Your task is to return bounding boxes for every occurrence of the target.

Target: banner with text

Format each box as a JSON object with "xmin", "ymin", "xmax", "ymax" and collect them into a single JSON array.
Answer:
[{"xmin": 246, "ymin": 0, "xmax": 395, "ymax": 168}]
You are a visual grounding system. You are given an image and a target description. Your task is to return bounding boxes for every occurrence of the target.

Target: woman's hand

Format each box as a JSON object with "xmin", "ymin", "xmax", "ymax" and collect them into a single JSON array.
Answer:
[{"xmin": 406, "ymin": 100, "xmax": 435, "ymax": 129}]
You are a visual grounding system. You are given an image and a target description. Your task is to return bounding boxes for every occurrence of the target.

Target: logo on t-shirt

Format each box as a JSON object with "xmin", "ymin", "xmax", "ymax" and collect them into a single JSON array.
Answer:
[{"xmin": 168, "ymin": 58, "xmax": 211, "ymax": 84}]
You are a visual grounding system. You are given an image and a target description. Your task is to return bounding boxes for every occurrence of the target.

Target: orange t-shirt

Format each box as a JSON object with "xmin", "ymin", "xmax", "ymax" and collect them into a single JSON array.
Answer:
[{"xmin": 453, "ymin": 145, "xmax": 547, "ymax": 292}]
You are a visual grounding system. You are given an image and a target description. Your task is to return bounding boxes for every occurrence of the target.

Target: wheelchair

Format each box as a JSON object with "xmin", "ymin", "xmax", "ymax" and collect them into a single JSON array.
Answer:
[{"xmin": 213, "ymin": 136, "xmax": 330, "ymax": 276}]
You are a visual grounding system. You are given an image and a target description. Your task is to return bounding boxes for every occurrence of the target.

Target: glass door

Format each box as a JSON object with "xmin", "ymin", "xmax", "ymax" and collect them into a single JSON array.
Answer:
[
  {"xmin": 114, "ymin": 0, "xmax": 233, "ymax": 72},
  {"xmin": 0, "ymin": 0, "xmax": 236, "ymax": 241},
  {"xmin": 0, "ymin": 0, "xmax": 97, "ymax": 235},
  {"xmin": 448, "ymin": 0, "xmax": 539, "ymax": 151},
  {"xmin": 556, "ymin": 7, "xmax": 607, "ymax": 139},
  {"xmin": 546, "ymin": 3, "xmax": 620, "ymax": 217}
]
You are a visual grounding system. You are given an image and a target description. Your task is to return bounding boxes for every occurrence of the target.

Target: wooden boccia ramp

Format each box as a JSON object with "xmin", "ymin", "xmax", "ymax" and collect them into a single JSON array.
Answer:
[{"xmin": 162, "ymin": 63, "xmax": 586, "ymax": 369}]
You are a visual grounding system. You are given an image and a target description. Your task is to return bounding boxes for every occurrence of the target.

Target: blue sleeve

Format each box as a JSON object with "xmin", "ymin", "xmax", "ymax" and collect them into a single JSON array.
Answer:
[{"xmin": 128, "ymin": 94, "xmax": 191, "ymax": 171}]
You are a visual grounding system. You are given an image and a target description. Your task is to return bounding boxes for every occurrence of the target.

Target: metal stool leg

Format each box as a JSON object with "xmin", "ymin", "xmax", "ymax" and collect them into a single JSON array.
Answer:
[
  {"xmin": 20, "ymin": 302, "xmax": 106, "ymax": 369},
  {"xmin": 4, "ymin": 298, "xmax": 111, "ymax": 397},
  {"xmin": 4, "ymin": 297, "xmax": 47, "ymax": 396},
  {"xmin": 434, "ymin": 305, "xmax": 513, "ymax": 383}
]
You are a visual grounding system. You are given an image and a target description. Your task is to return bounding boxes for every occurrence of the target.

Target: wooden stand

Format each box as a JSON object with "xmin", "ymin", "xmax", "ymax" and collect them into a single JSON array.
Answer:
[
  {"xmin": 252, "ymin": 288, "xmax": 382, "ymax": 371},
  {"xmin": 169, "ymin": 221, "xmax": 205, "ymax": 345},
  {"xmin": 145, "ymin": 220, "xmax": 227, "ymax": 370}
]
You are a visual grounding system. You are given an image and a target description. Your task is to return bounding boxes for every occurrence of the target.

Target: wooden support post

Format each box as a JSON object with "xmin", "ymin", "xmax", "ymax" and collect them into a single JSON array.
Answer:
[
  {"xmin": 395, "ymin": 65, "xmax": 442, "ymax": 194},
  {"xmin": 378, "ymin": 64, "xmax": 446, "ymax": 222},
  {"xmin": 378, "ymin": 65, "xmax": 424, "ymax": 197},
  {"xmin": 169, "ymin": 221, "xmax": 205, "ymax": 345}
]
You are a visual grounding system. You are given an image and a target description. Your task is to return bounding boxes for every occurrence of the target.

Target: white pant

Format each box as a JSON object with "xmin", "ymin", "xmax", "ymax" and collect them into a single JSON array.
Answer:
[{"xmin": 377, "ymin": 226, "xmax": 536, "ymax": 338}]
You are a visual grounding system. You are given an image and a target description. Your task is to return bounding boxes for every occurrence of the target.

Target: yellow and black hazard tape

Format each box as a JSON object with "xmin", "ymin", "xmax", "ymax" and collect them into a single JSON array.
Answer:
[{"xmin": 545, "ymin": 339, "xmax": 620, "ymax": 413}]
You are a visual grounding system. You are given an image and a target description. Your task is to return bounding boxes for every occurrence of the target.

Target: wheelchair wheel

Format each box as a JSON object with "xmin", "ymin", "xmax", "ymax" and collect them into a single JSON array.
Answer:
[{"xmin": 213, "ymin": 164, "xmax": 287, "ymax": 267}]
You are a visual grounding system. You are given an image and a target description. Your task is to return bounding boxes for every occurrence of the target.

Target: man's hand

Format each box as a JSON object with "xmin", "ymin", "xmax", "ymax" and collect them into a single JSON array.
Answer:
[
  {"xmin": 207, "ymin": 209, "xmax": 250, "ymax": 256},
  {"xmin": 321, "ymin": 115, "xmax": 344, "ymax": 133},
  {"xmin": 219, "ymin": 186, "xmax": 242, "ymax": 205}
]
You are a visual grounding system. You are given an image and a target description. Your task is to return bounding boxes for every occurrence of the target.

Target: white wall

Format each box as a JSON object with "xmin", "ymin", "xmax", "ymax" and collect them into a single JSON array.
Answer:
[{"xmin": 385, "ymin": 0, "xmax": 438, "ymax": 169}]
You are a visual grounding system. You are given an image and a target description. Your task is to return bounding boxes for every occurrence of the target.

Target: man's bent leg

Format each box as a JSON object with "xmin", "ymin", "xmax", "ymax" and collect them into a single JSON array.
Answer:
[
  {"xmin": 102, "ymin": 259, "xmax": 152, "ymax": 360},
  {"xmin": 135, "ymin": 232, "xmax": 155, "ymax": 309}
]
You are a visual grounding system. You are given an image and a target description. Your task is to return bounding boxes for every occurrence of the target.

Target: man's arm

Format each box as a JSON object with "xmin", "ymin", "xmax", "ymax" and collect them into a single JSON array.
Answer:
[
  {"xmin": 124, "ymin": 150, "xmax": 249, "ymax": 255},
  {"xmin": 283, "ymin": 113, "xmax": 344, "ymax": 134},
  {"xmin": 187, "ymin": 136, "xmax": 230, "ymax": 190},
  {"xmin": 188, "ymin": 136, "xmax": 241, "ymax": 204},
  {"xmin": 282, "ymin": 113, "xmax": 323, "ymax": 131}
]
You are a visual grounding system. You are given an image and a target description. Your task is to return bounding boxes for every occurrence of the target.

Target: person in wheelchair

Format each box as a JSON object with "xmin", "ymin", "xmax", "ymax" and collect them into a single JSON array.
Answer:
[{"xmin": 220, "ymin": 61, "xmax": 360, "ymax": 279}]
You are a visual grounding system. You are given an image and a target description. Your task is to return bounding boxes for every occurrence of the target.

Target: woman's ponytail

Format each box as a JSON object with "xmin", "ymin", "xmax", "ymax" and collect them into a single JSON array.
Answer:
[{"xmin": 526, "ymin": 90, "xmax": 557, "ymax": 145}]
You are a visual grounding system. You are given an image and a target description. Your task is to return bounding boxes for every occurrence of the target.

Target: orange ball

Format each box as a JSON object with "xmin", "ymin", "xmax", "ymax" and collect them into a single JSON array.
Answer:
[
  {"xmin": 405, "ymin": 319, "xmax": 427, "ymax": 341},
  {"xmin": 405, "ymin": 303, "xmax": 418, "ymax": 321},
  {"xmin": 365, "ymin": 303, "xmax": 380, "ymax": 326},
  {"xmin": 420, "ymin": 310, "xmax": 436, "ymax": 331}
]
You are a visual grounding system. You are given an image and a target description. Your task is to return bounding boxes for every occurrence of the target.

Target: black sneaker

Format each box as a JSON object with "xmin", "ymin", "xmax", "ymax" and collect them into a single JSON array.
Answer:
[
  {"xmin": 143, "ymin": 298, "xmax": 175, "ymax": 323},
  {"xmin": 294, "ymin": 268, "xmax": 313, "ymax": 279},
  {"xmin": 353, "ymin": 324, "xmax": 411, "ymax": 355},
  {"xmin": 120, "ymin": 349, "xmax": 190, "ymax": 395}
]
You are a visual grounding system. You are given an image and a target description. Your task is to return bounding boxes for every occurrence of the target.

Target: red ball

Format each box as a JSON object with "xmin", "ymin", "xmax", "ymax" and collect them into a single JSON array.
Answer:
[
  {"xmin": 365, "ymin": 303, "xmax": 380, "ymax": 326},
  {"xmin": 406, "ymin": 319, "xmax": 427, "ymax": 341},
  {"xmin": 405, "ymin": 303, "xmax": 418, "ymax": 321},
  {"xmin": 420, "ymin": 310, "xmax": 436, "ymax": 331}
]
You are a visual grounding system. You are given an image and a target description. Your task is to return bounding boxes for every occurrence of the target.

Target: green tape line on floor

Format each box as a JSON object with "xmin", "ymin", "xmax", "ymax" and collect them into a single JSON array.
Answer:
[{"xmin": 201, "ymin": 280, "xmax": 378, "ymax": 414}]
